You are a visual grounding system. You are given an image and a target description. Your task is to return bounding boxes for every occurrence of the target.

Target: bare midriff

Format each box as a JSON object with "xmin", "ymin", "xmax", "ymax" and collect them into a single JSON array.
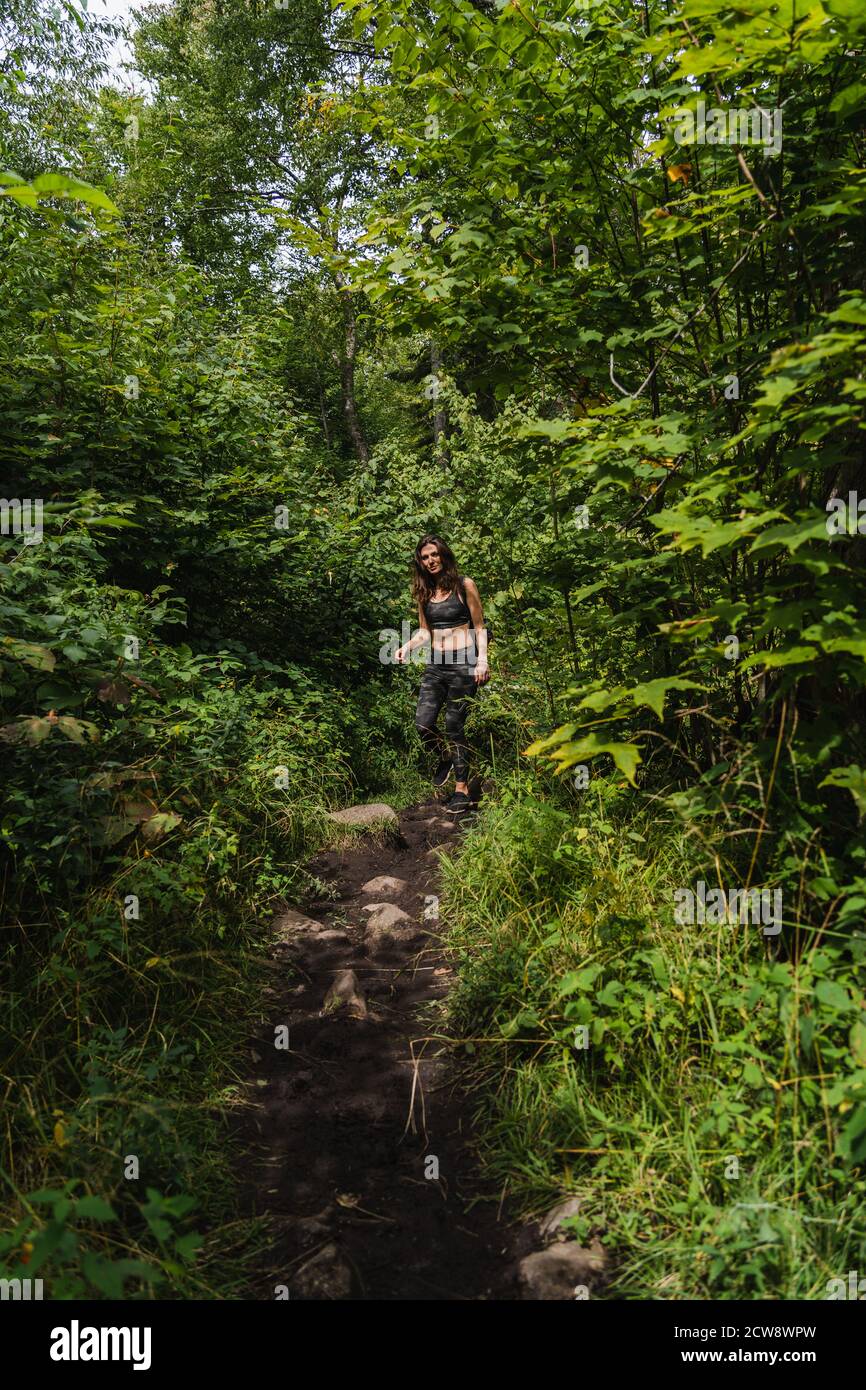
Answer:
[{"xmin": 429, "ymin": 621, "xmax": 473, "ymax": 661}]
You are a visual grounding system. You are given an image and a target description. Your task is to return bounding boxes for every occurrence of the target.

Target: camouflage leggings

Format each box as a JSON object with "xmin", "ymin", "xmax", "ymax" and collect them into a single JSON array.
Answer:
[{"xmin": 414, "ymin": 661, "xmax": 477, "ymax": 781}]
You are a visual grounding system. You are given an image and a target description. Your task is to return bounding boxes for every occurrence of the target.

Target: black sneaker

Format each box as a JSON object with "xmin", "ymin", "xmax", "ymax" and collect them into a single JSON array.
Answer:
[
  {"xmin": 433, "ymin": 756, "xmax": 453, "ymax": 788},
  {"xmin": 444, "ymin": 790, "xmax": 472, "ymax": 816}
]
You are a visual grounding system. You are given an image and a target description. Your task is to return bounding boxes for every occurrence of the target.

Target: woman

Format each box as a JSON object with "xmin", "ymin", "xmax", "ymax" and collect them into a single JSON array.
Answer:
[{"xmin": 396, "ymin": 535, "xmax": 490, "ymax": 815}]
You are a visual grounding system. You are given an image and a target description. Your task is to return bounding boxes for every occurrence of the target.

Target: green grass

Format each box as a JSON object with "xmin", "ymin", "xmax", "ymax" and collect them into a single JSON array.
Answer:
[
  {"xmin": 440, "ymin": 776, "xmax": 866, "ymax": 1299},
  {"xmin": 0, "ymin": 696, "xmax": 424, "ymax": 1299},
  {"xmin": 0, "ymin": 793, "xmax": 312, "ymax": 1298}
]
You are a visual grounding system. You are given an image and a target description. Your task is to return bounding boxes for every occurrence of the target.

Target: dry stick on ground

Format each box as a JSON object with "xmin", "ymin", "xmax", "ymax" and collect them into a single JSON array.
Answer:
[{"xmin": 402, "ymin": 1036, "xmax": 430, "ymax": 1146}]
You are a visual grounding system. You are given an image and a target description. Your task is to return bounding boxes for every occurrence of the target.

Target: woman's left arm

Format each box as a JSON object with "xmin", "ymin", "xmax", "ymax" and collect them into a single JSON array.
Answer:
[{"xmin": 463, "ymin": 579, "xmax": 490, "ymax": 685}]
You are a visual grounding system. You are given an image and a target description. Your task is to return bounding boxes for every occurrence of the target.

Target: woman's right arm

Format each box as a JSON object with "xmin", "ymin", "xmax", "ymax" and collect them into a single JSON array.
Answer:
[{"xmin": 396, "ymin": 604, "xmax": 431, "ymax": 663}]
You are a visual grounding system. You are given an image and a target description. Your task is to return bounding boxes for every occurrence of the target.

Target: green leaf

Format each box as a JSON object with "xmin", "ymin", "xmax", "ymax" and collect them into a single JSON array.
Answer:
[
  {"xmin": 819, "ymin": 765, "xmax": 866, "ymax": 818},
  {"xmin": 499, "ymin": 1008, "xmax": 541, "ymax": 1038},
  {"xmin": 81, "ymin": 1253, "xmax": 157, "ymax": 1297},
  {"xmin": 75, "ymin": 1196, "xmax": 117, "ymax": 1222},
  {"xmin": 597, "ymin": 979, "xmax": 624, "ymax": 1007},
  {"xmin": 141, "ymin": 811, "xmax": 182, "ymax": 842},
  {"xmin": 31, "ymin": 172, "xmax": 120, "ymax": 213},
  {"xmin": 56, "ymin": 717, "xmax": 100, "ymax": 744},
  {"xmin": 570, "ymin": 964, "xmax": 603, "ymax": 992},
  {"xmin": 829, "ymin": 83, "xmax": 866, "ymax": 117},
  {"xmin": 548, "ymin": 733, "xmax": 643, "ymax": 786},
  {"xmin": 628, "ymin": 677, "xmax": 703, "ymax": 719},
  {"xmin": 814, "ymin": 979, "xmax": 853, "ymax": 1012},
  {"xmin": 740, "ymin": 645, "xmax": 818, "ymax": 670},
  {"xmin": 837, "ymin": 1103, "xmax": 866, "ymax": 1167},
  {"xmin": 524, "ymin": 722, "xmax": 578, "ymax": 756},
  {"xmin": 748, "ymin": 513, "xmax": 832, "ymax": 555},
  {"xmin": 26, "ymin": 1186, "xmax": 76, "ymax": 1205},
  {"xmin": 2, "ymin": 638, "xmax": 56, "ymax": 671},
  {"xmin": 850, "ymin": 1019, "xmax": 866, "ymax": 1067},
  {"xmin": 174, "ymin": 1232, "xmax": 203, "ymax": 1261},
  {"xmin": 557, "ymin": 971, "xmax": 584, "ymax": 997}
]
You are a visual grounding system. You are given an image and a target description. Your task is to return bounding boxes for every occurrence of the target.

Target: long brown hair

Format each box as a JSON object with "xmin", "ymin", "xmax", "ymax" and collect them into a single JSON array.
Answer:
[{"xmin": 411, "ymin": 534, "xmax": 462, "ymax": 608}]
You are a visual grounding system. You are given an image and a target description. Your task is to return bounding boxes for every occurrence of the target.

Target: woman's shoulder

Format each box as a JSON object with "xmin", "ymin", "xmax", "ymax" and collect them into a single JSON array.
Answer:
[{"xmin": 460, "ymin": 576, "xmax": 478, "ymax": 595}]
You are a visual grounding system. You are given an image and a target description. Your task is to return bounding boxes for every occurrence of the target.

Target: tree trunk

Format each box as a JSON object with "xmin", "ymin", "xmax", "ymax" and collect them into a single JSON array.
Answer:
[
  {"xmin": 317, "ymin": 372, "xmax": 331, "ymax": 449},
  {"xmin": 332, "ymin": 269, "xmax": 369, "ymax": 463},
  {"xmin": 430, "ymin": 341, "xmax": 448, "ymax": 465}
]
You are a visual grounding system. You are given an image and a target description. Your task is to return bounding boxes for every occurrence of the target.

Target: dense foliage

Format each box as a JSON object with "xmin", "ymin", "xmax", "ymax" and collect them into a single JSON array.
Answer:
[{"xmin": 1, "ymin": 0, "xmax": 864, "ymax": 1298}]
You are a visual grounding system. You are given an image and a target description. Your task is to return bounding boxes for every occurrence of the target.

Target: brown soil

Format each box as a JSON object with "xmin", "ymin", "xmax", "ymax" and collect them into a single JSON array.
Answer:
[{"xmin": 237, "ymin": 797, "xmax": 524, "ymax": 1300}]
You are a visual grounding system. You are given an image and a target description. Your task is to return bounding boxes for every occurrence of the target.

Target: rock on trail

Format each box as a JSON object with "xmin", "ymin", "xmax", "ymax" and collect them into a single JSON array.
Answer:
[
  {"xmin": 236, "ymin": 797, "xmax": 605, "ymax": 1300},
  {"xmin": 516, "ymin": 1241, "xmax": 608, "ymax": 1300},
  {"xmin": 360, "ymin": 875, "xmax": 407, "ymax": 895},
  {"xmin": 322, "ymin": 969, "xmax": 368, "ymax": 1019}
]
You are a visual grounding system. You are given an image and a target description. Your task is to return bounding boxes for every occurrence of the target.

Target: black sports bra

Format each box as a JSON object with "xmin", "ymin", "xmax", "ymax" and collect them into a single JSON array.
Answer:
[{"xmin": 424, "ymin": 584, "xmax": 473, "ymax": 630}]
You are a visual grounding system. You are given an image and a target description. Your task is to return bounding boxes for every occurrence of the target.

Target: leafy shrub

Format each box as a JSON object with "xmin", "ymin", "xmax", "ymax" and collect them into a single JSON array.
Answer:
[{"xmin": 443, "ymin": 780, "xmax": 866, "ymax": 1298}]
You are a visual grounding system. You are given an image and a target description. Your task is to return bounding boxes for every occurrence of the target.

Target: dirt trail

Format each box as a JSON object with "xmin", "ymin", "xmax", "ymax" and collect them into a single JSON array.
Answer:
[{"xmin": 239, "ymin": 797, "xmax": 524, "ymax": 1300}]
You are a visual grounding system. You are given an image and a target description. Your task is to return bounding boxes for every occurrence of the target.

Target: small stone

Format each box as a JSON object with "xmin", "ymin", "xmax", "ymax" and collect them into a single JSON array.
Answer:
[
  {"xmin": 515, "ymin": 1242, "xmax": 606, "ymax": 1300},
  {"xmin": 363, "ymin": 903, "xmax": 412, "ymax": 930},
  {"xmin": 364, "ymin": 903, "xmax": 422, "ymax": 955},
  {"xmin": 362, "ymin": 903, "xmax": 420, "ymax": 954},
  {"xmin": 291, "ymin": 1242, "xmax": 355, "ymax": 1300},
  {"xmin": 322, "ymin": 969, "xmax": 367, "ymax": 1018},
  {"xmin": 326, "ymin": 803, "xmax": 398, "ymax": 827},
  {"xmin": 361, "ymin": 875, "xmax": 407, "ymax": 895},
  {"xmin": 538, "ymin": 1197, "xmax": 583, "ymax": 1243},
  {"xmin": 272, "ymin": 908, "xmax": 324, "ymax": 940}
]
